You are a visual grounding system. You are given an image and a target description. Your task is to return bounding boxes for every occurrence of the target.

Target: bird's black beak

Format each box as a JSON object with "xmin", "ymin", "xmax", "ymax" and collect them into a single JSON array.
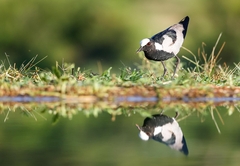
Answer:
[
  {"xmin": 136, "ymin": 47, "xmax": 143, "ymax": 53},
  {"xmin": 136, "ymin": 124, "xmax": 141, "ymax": 131}
]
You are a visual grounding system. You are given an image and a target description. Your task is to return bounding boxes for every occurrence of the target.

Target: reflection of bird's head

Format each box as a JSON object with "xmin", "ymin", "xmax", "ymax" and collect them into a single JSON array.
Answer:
[{"xmin": 136, "ymin": 124, "xmax": 153, "ymax": 141}]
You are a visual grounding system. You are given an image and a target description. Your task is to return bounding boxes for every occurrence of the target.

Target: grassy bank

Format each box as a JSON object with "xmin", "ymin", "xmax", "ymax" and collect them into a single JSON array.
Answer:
[
  {"xmin": 0, "ymin": 34, "xmax": 239, "ymax": 124},
  {"xmin": 1, "ymin": 34, "xmax": 239, "ymax": 94}
]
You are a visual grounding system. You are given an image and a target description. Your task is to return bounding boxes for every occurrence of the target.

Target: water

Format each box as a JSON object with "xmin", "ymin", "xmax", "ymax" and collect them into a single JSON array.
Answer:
[
  {"xmin": 0, "ymin": 96, "xmax": 239, "ymax": 166},
  {"xmin": 0, "ymin": 96, "xmax": 60, "ymax": 102},
  {"xmin": 1, "ymin": 95, "xmax": 240, "ymax": 103}
]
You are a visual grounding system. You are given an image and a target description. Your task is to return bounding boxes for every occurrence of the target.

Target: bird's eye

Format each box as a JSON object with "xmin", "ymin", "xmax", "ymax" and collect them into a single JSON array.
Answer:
[
  {"xmin": 146, "ymin": 132, "xmax": 152, "ymax": 136},
  {"xmin": 147, "ymin": 42, "xmax": 151, "ymax": 46}
]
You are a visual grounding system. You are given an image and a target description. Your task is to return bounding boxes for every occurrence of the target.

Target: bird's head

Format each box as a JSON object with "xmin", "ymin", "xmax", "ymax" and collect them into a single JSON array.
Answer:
[
  {"xmin": 136, "ymin": 38, "xmax": 154, "ymax": 53},
  {"xmin": 136, "ymin": 124, "xmax": 151, "ymax": 141}
]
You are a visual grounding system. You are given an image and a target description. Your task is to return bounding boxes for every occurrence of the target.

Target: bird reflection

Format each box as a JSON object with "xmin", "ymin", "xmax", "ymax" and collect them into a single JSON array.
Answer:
[{"xmin": 136, "ymin": 112, "xmax": 189, "ymax": 155}]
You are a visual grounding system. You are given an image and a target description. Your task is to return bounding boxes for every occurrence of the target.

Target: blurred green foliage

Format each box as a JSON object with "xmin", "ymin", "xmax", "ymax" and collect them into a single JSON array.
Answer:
[
  {"xmin": 0, "ymin": 0, "xmax": 240, "ymax": 72},
  {"xmin": 0, "ymin": 0, "xmax": 139, "ymax": 71}
]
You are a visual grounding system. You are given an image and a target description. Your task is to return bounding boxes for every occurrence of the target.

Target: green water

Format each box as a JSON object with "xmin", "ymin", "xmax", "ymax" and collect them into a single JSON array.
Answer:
[{"xmin": 0, "ymin": 105, "xmax": 239, "ymax": 166}]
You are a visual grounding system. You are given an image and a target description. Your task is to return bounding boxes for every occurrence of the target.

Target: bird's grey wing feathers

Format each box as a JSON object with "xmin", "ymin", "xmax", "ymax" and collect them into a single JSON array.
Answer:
[{"xmin": 151, "ymin": 28, "xmax": 177, "ymax": 45}]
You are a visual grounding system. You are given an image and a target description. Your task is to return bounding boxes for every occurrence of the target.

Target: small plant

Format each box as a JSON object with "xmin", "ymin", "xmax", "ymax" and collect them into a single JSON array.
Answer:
[
  {"xmin": 120, "ymin": 67, "xmax": 144, "ymax": 82},
  {"xmin": 182, "ymin": 33, "xmax": 239, "ymax": 85}
]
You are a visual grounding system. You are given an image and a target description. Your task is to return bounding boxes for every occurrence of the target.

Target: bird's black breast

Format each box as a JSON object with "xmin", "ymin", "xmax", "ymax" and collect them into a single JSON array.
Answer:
[{"xmin": 144, "ymin": 50, "xmax": 175, "ymax": 61}]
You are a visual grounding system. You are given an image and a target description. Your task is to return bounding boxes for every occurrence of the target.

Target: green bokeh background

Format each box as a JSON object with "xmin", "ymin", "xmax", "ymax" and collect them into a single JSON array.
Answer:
[{"xmin": 0, "ymin": 0, "xmax": 240, "ymax": 72}]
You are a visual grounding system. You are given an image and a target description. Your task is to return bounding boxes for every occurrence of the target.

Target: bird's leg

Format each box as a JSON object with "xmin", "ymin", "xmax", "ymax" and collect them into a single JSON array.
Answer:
[
  {"xmin": 160, "ymin": 61, "xmax": 167, "ymax": 77},
  {"xmin": 174, "ymin": 112, "xmax": 179, "ymax": 119},
  {"xmin": 173, "ymin": 55, "xmax": 180, "ymax": 77},
  {"xmin": 160, "ymin": 110, "xmax": 164, "ymax": 115}
]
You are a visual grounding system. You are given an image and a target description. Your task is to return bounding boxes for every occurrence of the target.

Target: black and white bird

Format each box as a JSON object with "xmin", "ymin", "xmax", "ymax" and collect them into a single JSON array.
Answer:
[
  {"xmin": 137, "ymin": 16, "xmax": 189, "ymax": 77},
  {"xmin": 136, "ymin": 112, "xmax": 189, "ymax": 155}
]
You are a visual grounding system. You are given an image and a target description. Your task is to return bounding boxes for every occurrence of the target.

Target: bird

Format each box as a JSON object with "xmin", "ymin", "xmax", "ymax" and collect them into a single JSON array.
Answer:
[
  {"xmin": 136, "ymin": 112, "xmax": 189, "ymax": 155},
  {"xmin": 136, "ymin": 16, "xmax": 190, "ymax": 78}
]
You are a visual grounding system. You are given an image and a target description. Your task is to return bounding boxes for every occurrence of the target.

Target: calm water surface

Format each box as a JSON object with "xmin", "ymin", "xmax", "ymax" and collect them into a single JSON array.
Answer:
[{"xmin": 0, "ymin": 101, "xmax": 239, "ymax": 166}]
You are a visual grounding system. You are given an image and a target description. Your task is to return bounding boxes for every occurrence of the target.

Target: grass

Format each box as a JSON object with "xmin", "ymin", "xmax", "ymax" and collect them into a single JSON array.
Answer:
[{"xmin": 0, "ymin": 34, "xmax": 240, "ymax": 127}]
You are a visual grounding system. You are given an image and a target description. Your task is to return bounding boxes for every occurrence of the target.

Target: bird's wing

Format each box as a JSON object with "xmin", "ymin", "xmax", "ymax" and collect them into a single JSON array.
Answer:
[
  {"xmin": 151, "ymin": 28, "xmax": 169, "ymax": 44},
  {"xmin": 152, "ymin": 129, "xmax": 175, "ymax": 145},
  {"xmin": 151, "ymin": 28, "xmax": 177, "ymax": 51},
  {"xmin": 164, "ymin": 30, "xmax": 177, "ymax": 43},
  {"xmin": 178, "ymin": 136, "xmax": 189, "ymax": 155},
  {"xmin": 178, "ymin": 16, "xmax": 189, "ymax": 39}
]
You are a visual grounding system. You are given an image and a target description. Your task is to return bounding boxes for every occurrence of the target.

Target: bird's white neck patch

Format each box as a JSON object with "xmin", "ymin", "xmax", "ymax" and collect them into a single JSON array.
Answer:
[
  {"xmin": 140, "ymin": 38, "xmax": 150, "ymax": 47},
  {"xmin": 139, "ymin": 131, "xmax": 149, "ymax": 141},
  {"xmin": 154, "ymin": 42, "xmax": 163, "ymax": 51},
  {"xmin": 153, "ymin": 126, "xmax": 162, "ymax": 136}
]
